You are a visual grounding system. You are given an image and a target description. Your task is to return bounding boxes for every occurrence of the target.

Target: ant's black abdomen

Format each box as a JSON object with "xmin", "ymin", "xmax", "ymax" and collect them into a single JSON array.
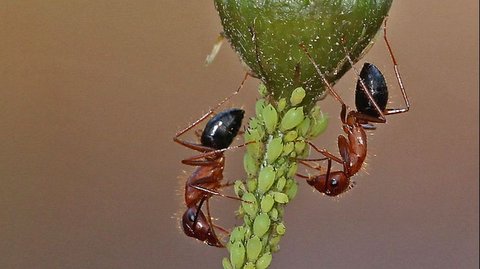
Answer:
[
  {"xmin": 355, "ymin": 63, "xmax": 388, "ymax": 117},
  {"xmin": 201, "ymin": 108, "xmax": 244, "ymax": 150}
]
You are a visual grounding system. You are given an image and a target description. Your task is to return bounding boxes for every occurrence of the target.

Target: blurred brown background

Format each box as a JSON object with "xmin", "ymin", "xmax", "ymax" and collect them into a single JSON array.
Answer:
[{"xmin": 1, "ymin": 1, "xmax": 478, "ymax": 268}]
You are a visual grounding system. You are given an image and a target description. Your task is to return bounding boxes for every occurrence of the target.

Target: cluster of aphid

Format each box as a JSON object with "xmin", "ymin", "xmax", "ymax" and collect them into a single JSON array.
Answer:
[{"xmin": 174, "ymin": 20, "xmax": 409, "ymax": 268}]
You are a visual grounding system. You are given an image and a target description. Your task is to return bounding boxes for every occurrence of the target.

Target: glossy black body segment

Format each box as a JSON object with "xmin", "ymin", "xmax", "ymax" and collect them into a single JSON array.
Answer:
[
  {"xmin": 201, "ymin": 108, "xmax": 244, "ymax": 150},
  {"xmin": 355, "ymin": 63, "xmax": 388, "ymax": 117}
]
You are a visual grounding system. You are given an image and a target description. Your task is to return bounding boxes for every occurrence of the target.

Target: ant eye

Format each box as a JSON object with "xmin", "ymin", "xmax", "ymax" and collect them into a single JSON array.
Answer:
[
  {"xmin": 330, "ymin": 178, "xmax": 338, "ymax": 187},
  {"xmin": 188, "ymin": 210, "xmax": 196, "ymax": 222}
]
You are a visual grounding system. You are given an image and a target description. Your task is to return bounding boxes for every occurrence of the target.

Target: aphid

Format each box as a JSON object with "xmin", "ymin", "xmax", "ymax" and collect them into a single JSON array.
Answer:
[
  {"xmin": 174, "ymin": 73, "xmax": 250, "ymax": 246},
  {"xmin": 298, "ymin": 19, "xmax": 410, "ymax": 196}
]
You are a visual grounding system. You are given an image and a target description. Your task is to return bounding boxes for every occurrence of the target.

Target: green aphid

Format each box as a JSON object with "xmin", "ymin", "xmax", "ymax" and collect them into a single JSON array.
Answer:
[
  {"xmin": 277, "ymin": 98, "xmax": 287, "ymax": 112},
  {"xmin": 253, "ymin": 213, "xmax": 271, "ymax": 238},
  {"xmin": 297, "ymin": 117, "xmax": 311, "ymax": 137},
  {"xmin": 285, "ymin": 180, "xmax": 299, "ymax": 200},
  {"xmin": 256, "ymin": 252, "xmax": 272, "ymax": 269},
  {"xmin": 243, "ymin": 262, "xmax": 256, "ymax": 269},
  {"xmin": 266, "ymin": 137, "xmax": 283, "ymax": 164},
  {"xmin": 247, "ymin": 178, "xmax": 257, "ymax": 192},
  {"xmin": 282, "ymin": 141, "xmax": 295, "ymax": 156},
  {"xmin": 287, "ymin": 162, "xmax": 298, "ymax": 178},
  {"xmin": 229, "ymin": 226, "xmax": 246, "ymax": 243},
  {"xmin": 269, "ymin": 208, "xmax": 279, "ymax": 221},
  {"xmin": 272, "ymin": 192, "xmax": 289, "ymax": 204},
  {"xmin": 262, "ymin": 104, "xmax": 278, "ymax": 134},
  {"xmin": 245, "ymin": 130, "xmax": 263, "ymax": 159},
  {"xmin": 234, "ymin": 180, "xmax": 247, "ymax": 197},
  {"xmin": 255, "ymin": 99, "xmax": 266, "ymax": 119},
  {"xmin": 276, "ymin": 222, "xmax": 286, "ymax": 235},
  {"xmin": 309, "ymin": 110, "xmax": 329, "ymax": 138},
  {"xmin": 230, "ymin": 242, "xmax": 246, "ymax": 269},
  {"xmin": 294, "ymin": 140, "xmax": 306, "ymax": 154},
  {"xmin": 276, "ymin": 176, "xmax": 286, "ymax": 191},
  {"xmin": 222, "ymin": 257, "xmax": 233, "ymax": 269},
  {"xmin": 280, "ymin": 107, "xmax": 305, "ymax": 131},
  {"xmin": 269, "ymin": 235, "xmax": 282, "ymax": 249},
  {"xmin": 260, "ymin": 194, "xmax": 275, "ymax": 213},
  {"xmin": 242, "ymin": 192, "xmax": 258, "ymax": 217},
  {"xmin": 244, "ymin": 214, "xmax": 252, "ymax": 227},
  {"xmin": 290, "ymin": 87, "xmax": 306, "ymax": 106},
  {"xmin": 246, "ymin": 235, "xmax": 262, "ymax": 262},
  {"xmin": 275, "ymin": 162, "xmax": 288, "ymax": 177},
  {"xmin": 258, "ymin": 83, "xmax": 267, "ymax": 97},
  {"xmin": 244, "ymin": 153, "xmax": 259, "ymax": 177},
  {"xmin": 283, "ymin": 130, "xmax": 298, "ymax": 142},
  {"xmin": 257, "ymin": 165, "xmax": 276, "ymax": 194}
]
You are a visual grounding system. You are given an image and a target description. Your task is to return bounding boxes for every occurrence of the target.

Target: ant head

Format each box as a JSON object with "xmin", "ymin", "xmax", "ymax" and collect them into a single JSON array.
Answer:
[
  {"xmin": 323, "ymin": 172, "xmax": 351, "ymax": 197},
  {"xmin": 201, "ymin": 108, "xmax": 245, "ymax": 150},
  {"xmin": 355, "ymin": 63, "xmax": 388, "ymax": 117},
  {"xmin": 182, "ymin": 207, "xmax": 223, "ymax": 247}
]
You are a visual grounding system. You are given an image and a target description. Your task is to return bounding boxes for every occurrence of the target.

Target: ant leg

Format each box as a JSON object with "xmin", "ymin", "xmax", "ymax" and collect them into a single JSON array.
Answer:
[
  {"xmin": 382, "ymin": 18, "xmax": 410, "ymax": 115},
  {"xmin": 213, "ymin": 224, "xmax": 230, "ymax": 235},
  {"xmin": 306, "ymin": 141, "xmax": 344, "ymax": 165},
  {"xmin": 205, "ymin": 199, "xmax": 224, "ymax": 247},
  {"xmin": 205, "ymin": 32, "xmax": 225, "ymax": 66},
  {"xmin": 181, "ymin": 141, "xmax": 254, "ymax": 166},
  {"xmin": 188, "ymin": 183, "xmax": 245, "ymax": 203},
  {"xmin": 173, "ymin": 72, "xmax": 251, "ymax": 148},
  {"xmin": 192, "ymin": 197, "xmax": 207, "ymax": 229}
]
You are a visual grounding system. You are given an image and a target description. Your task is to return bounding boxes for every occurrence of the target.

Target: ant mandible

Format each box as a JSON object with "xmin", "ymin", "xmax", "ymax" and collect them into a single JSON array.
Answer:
[
  {"xmin": 174, "ymin": 73, "xmax": 251, "ymax": 247},
  {"xmin": 298, "ymin": 19, "xmax": 410, "ymax": 196}
]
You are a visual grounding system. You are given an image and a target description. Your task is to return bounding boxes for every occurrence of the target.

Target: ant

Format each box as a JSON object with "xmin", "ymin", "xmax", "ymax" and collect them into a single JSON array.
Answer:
[
  {"xmin": 174, "ymin": 73, "xmax": 251, "ymax": 247},
  {"xmin": 297, "ymin": 19, "xmax": 410, "ymax": 196}
]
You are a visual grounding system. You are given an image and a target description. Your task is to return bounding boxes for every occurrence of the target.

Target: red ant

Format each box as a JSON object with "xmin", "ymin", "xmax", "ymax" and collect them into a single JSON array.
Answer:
[
  {"xmin": 298, "ymin": 19, "xmax": 410, "ymax": 196},
  {"xmin": 174, "ymin": 73, "xmax": 251, "ymax": 247}
]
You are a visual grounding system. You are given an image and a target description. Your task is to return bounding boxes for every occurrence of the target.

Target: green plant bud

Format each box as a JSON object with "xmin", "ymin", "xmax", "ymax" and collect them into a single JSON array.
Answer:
[
  {"xmin": 230, "ymin": 242, "xmax": 246, "ymax": 269},
  {"xmin": 309, "ymin": 112, "xmax": 329, "ymax": 138},
  {"xmin": 246, "ymin": 236, "xmax": 263, "ymax": 262},
  {"xmin": 234, "ymin": 180, "xmax": 247, "ymax": 197},
  {"xmin": 258, "ymin": 83, "xmax": 267, "ymax": 97},
  {"xmin": 222, "ymin": 257, "xmax": 233, "ymax": 269},
  {"xmin": 287, "ymin": 162, "xmax": 298, "ymax": 178},
  {"xmin": 276, "ymin": 176, "xmax": 286, "ymax": 192},
  {"xmin": 262, "ymin": 104, "xmax": 278, "ymax": 134},
  {"xmin": 276, "ymin": 223, "xmax": 286, "ymax": 235},
  {"xmin": 260, "ymin": 194, "xmax": 275, "ymax": 213},
  {"xmin": 272, "ymin": 192, "xmax": 289, "ymax": 204},
  {"xmin": 280, "ymin": 107, "xmax": 304, "ymax": 131},
  {"xmin": 294, "ymin": 140, "xmax": 306, "ymax": 154},
  {"xmin": 257, "ymin": 165, "xmax": 276, "ymax": 194},
  {"xmin": 297, "ymin": 117, "xmax": 311, "ymax": 137},
  {"xmin": 255, "ymin": 99, "xmax": 266, "ymax": 119},
  {"xmin": 283, "ymin": 130, "xmax": 298, "ymax": 142},
  {"xmin": 282, "ymin": 142, "xmax": 295, "ymax": 156},
  {"xmin": 244, "ymin": 262, "xmax": 256, "ymax": 269},
  {"xmin": 256, "ymin": 252, "xmax": 272, "ymax": 269},
  {"xmin": 266, "ymin": 137, "xmax": 283, "ymax": 164},
  {"xmin": 230, "ymin": 226, "xmax": 246, "ymax": 243},
  {"xmin": 242, "ymin": 192, "xmax": 258, "ymax": 217},
  {"xmin": 247, "ymin": 178, "xmax": 257, "ymax": 193},
  {"xmin": 277, "ymin": 98, "xmax": 287, "ymax": 112},
  {"xmin": 290, "ymin": 87, "xmax": 306, "ymax": 106},
  {"xmin": 253, "ymin": 213, "xmax": 271, "ymax": 238},
  {"xmin": 244, "ymin": 153, "xmax": 259, "ymax": 177},
  {"xmin": 269, "ymin": 208, "xmax": 278, "ymax": 221},
  {"xmin": 285, "ymin": 180, "xmax": 299, "ymax": 200}
]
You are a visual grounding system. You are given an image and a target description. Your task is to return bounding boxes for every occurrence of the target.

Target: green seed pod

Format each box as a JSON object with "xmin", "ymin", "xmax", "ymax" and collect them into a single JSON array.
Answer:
[
  {"xmin": 276, "ymin": 176, "xmax": 286, "ymax": 191},
  {"xmin": 297, "ymin": 117, "xmax": 311, "ymax": 137},
  {"xmin": 246, "ymin": 236, "xmax": 262, "ymax": 262},
  {"xmin": 244, "ymin": 262, "xmax": 256, "ymax": 269},
  {"xmin": 266, "ymin": 137, "xmax": 283, "ymax": 164},
  {"xmin": 280, "ymin": 107, "xmax": 305, "ymax": 131},
  {"xmin": 260, "ymin": 194, "xmax": 275, "ymax": 213},
  {"xmin": 253, "ymin": 213, "xmax": 271, "ymax": 238},
  {"xmin": 282, "ymin": 142, "xmax": 295, "ymax": 157},
  {"xmin": 244, "ymin": 153, "xmax": 259, "ymax": 177},
  {"xmin": 277, "ymin": 98, "xmax": 287, "ymax": 112},
  {"xmin": 285, "ymin": 180, "xmax": 299, "ymax": 200},
  {"xmin": 290, "ymin": 87, "xmax": 306, "ymax": 106},
  {"xmin": 258, "ymin": 83, "xmax": 267, "ymax": 97},
  {"xmin": 269, "ymin": 208, "xmax": 279, "ymax": 221},
  {"xmin": 222, "ymin": 257, "xmax": 233, "ymax": 269},
  {"xmin": 262, "ymin": 104, "xmax": 278, "ymax": 134},
  {"xmin": 256, "ymin": 252, "xmax": 272, "ymax": 269},
  {"xmin": 230, "ymin": 242, "xmax": 246, "ymax": 269},
  {"xmin": 272, "ymin": 192, "xmax": 289, "ymax": 204},
  {"xmin": 255, "ymin": 99, "xmax": 266, "ymax": 119},
  {"xmin": 230, "ymin": 226, "xmax": 246, "ymax": 243},
  {"xmin": 242, "ymin": 192, "xmax": 258, "ymax": 217},
  {"xmin": 247, "ymin": 178, "xmax": 257, "ymax": 193},
  {"xmin": 276, "ymin": 222, "xmax": 286, "ymax": 235},
  {"xmin": 257, "ymin": 165, "xmax": 276, "ymax": 194},
  {"xmin": 234, "ymin": 180, "xmax": 247, "ymax": 197},
  {"xmin": 287, "ymin": 162, "xmax": 298, "ymax": 178},
  {"xmin": 283, "ymin": 130, "xmax": 298, "ymax": 142},
  {"xmin": 294, "ymin": 140, "xmax": 306, "ymax": 155}
]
